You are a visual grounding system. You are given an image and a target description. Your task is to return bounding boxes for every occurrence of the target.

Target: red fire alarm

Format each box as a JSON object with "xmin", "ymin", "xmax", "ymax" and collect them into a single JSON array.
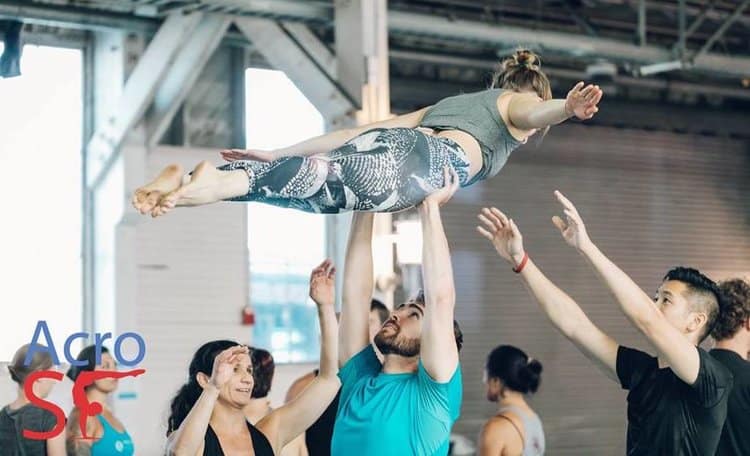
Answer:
[{"xmin": 242, "ymin": 306, "xmax": 255, "ymax": 326}]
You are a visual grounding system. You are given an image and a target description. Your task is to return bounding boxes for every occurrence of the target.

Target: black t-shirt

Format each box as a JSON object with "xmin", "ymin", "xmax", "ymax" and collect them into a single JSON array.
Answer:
[
  {"xmin": 617, "ymin": 345, "xmax": 733, "ymax": 456},
  {"xmin": 305, "ymin": 369, "xmax": 340, "ymax": 456},
  {"xmin": 710, "ymin": 348, "xmax": 750, "ymax": 456},
  {"xmin": 0, "ymin": 404, "xmax": 57, "ymax": 456}
]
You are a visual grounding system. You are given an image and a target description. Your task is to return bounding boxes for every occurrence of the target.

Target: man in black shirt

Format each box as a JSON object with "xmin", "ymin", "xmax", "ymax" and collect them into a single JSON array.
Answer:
[
  {"xmin": 476, "ymin": 191, "xmax": 732, "ymax": 456},
  {"xmin": 710, "ymin": 278, "xmax": 750, "ymax": 456}
]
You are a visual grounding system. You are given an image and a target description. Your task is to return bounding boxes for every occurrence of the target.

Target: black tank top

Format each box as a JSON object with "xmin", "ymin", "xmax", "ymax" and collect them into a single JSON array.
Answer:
[
  {"xmin": 204, "ymin": 421, "xmax": 274, "ymax": 456},
  {"xmin": 305, "ymin": 369, "xmax": 340, "ymax": 456}
]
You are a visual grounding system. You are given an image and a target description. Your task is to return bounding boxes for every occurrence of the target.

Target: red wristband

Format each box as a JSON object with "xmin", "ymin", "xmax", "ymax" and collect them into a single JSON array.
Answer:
[{"xmin": 513, "ymin": 252, "xmax": 529, "ymax": 273}]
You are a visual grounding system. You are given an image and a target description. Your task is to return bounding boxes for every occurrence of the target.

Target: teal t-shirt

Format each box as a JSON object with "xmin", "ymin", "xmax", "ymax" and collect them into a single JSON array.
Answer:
[{"xmin": 331, "ymin": 346, "xmax": 462, "ymax": 456}]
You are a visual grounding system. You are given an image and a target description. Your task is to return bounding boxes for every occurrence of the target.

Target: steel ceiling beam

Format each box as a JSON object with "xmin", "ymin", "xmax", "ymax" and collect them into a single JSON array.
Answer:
[
  {"xmin": 3, "ymin": 0, "xmax": 750, "ymax": 78},
  {"xmin": 389, "ymin": 49, "xmax": 750, "ymax": 101},
  {"xmin": 86, "ymin": 12, "xmax": 203, "ymax": 189},
  {"xmin": 386, "ymin": 10, "xmax": 750, "ymax": 78},
  {"xmin": 694, "ymin": 0, "xmax": 750, "ymax": 60},
  {"xmin": 234, "ymin": 16, "xmax": 356, "ymax": 126},
  {"xmin": 146, "ymin": 15, "xmax": 232, "ymax": 147}
]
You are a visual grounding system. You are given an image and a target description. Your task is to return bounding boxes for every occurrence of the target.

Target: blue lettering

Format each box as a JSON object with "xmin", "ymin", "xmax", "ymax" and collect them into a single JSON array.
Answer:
[
  {"xmin": 115, "ymin": 333, "xmax": 146, "ymax": 367},
  {"xmin": 65, "ymin": 333, "xmax": 89, "ymax": 366},
  {"xmin": 94, "ymin": 332, "xmax": 112, "ymax": 365},
  {"xmin": 25, "ymin": 321, "xmax": 60, "ymax": 366}
]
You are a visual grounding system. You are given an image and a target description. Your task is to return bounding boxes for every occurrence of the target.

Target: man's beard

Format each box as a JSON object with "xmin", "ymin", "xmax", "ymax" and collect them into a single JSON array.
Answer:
[{"xmin": 374, "ymin": 328, "xmax": 420, "ymax": 357}]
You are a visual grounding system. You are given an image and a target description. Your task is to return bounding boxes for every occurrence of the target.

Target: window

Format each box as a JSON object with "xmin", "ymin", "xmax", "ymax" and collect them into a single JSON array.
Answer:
[
  {"xmin": 0, "ymin": 45, "xmax": 83, "ymax": 360},
  {"xmin": 245, "ymin": 69, "xmax": 326, "ymax": 363}
]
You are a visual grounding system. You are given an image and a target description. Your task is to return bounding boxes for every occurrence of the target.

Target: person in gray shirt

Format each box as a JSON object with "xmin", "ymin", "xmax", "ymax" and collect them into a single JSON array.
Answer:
[
  {"xmin": 0, "ymin": 343, "xmax": 65, "ymax": 456},
  {"xmin": 479, "ymin": 345, "xmax": 545, "ymax": 456}
]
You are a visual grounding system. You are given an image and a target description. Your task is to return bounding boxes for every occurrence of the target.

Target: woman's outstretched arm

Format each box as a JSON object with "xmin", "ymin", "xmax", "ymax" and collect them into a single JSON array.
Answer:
[
  {"xmin": 221, "ymin": 107, "xmax": 430, "ymax": 162},
  {"xmin": 258, "ymin": 260, "xmax": 340, "ymax": 454},
  {"xmin": 506, "ymin": 82, "xmax": 602, "ymax": 131}
]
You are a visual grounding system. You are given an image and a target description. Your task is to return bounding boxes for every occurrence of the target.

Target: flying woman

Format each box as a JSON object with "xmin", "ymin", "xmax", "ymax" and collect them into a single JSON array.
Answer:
[{"xmin": 133, "ymin": 50, "xmax": 602, "ymax": 217}]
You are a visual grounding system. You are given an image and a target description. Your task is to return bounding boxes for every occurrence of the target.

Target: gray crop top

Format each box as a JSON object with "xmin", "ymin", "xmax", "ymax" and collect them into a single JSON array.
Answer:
[{"xmin": 419, "ymin": 88, "xmax": 521, "ymax": 185}]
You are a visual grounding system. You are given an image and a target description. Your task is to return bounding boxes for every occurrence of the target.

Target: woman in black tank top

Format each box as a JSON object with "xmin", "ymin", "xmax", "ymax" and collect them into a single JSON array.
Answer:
[{"xmin": 166, "ymin": 261, "xmax": 341, "ymax": 456}]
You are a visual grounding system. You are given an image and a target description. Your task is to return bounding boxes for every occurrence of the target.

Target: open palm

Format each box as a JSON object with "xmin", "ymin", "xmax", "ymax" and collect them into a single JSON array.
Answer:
[
  {"xmin": 309, "ymin": 259, "xmax": 336, "ymax": 308},
  {"xmin": 476, "ymin": 207, "xmax": 525, "ymax": 264},
  {"xmin": 565, "ymin": 82, "xmax": 603, "ymax": 120},
  {"xmin": 552, "ymin": 190, "xmax": 592, "ymax": 250}
]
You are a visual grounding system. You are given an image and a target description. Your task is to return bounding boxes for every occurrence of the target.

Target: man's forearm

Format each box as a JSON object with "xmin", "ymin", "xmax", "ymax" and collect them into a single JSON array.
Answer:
[
  {"xmin": 339, "ymin": 213, "xmax": 375, "ymax": 363},
  {"xmin": 419, "ymin": 202, "xmax": 455, "ymax": 304},
  {"xmin": 342, "ymin": 213, "xmax": 375, "ymax": 305}
]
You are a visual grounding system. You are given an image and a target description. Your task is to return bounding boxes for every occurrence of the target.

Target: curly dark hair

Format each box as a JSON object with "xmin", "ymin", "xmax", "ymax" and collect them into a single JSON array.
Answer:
[{"xmin": 712, "ymin": 278, "xmax": 750, "ymax": 341}]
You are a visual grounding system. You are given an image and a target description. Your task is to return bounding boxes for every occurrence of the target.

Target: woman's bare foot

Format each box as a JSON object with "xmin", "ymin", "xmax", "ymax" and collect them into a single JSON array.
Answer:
[
  {"xmin": 150, "ymin": 161, "xmax": 247, "ymax": 218},
  {"xmin": 132, "ymin": 164, "xmax": 184, "ymax": 215}
]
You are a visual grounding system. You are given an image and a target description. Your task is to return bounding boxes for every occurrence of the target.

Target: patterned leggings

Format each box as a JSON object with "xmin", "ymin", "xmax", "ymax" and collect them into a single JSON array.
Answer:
[{"xmin": 219, "ymin": 127, "xmax": 471, "ymax": 214}]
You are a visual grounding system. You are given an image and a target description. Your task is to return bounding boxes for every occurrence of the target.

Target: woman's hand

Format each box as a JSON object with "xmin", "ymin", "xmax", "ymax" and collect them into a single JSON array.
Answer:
[
  {"xmin": 421, "ymin": 167, "xmax": 460, "ymax": 209},
  {"xmin": 209, "ymin": 345, "xmax": 249, "ymax": 389},
  {"xmin": 564, "ymin": 82, "xmax": 603, "ymax": 120},
  {"xmin": 477, "ymin": 207, "xmax": 526, "ymax": 267},
  {"xmin": 552, "ymin": 190, "xmax": 593, "ymax": 251},
  {"xmin": 309, "ymin": 259, "xmax": 336, "ymax": 309}
]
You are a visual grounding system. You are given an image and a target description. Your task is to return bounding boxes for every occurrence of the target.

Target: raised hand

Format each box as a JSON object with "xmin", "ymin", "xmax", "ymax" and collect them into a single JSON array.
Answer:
[
  {"xmin": 422, "ymin": 166, "xmax": 460, "ymax": 208},
  {"xmin": 309, "ymin": 259, "xmax": 336, "ymax": 308},
  {"xmin": 564, "ymin": 82, "xmax": 603, "ymax": 120},
  {"xmin": 476, "ymin": 207, "xmax": 526, "ymax": 266},
  {"xmin": 220, "ymin": 148, "xmax": 275, "ymax": 163},
  {"xmin": 552, "ymin": 190, "xmax": 592, "ymax": 250},
  {"xmin": 209, "ymin": 345, "xmax": 249, "ymax": 389}
]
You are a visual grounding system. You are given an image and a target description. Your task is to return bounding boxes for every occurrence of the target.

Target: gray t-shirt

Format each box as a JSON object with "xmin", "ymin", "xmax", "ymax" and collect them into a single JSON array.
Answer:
[{"xmin": 0, "ymin": 404, "xmax": 57, "ymax": 455}]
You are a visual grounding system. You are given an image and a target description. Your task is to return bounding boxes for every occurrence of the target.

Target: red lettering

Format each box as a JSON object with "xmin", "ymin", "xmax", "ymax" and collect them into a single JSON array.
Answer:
[
  {"xmin": 22, "ymin": 371, "xmax": 66, "ymax": 440},
  {"xmin": 73, "ymin": 369, "xmax": 145, "ymax": 439},
  {"xmin": 21, "ymin": 369, "xmax": 146, "ymax": 440}
]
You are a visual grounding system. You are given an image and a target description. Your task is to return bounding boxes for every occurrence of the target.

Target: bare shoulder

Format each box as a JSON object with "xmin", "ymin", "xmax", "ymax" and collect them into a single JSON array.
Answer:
[
  {"xmin": 496, "ymin": 91, "xmax": 539, "ymax": 141},
  {"xmin": 482, "ymin": 415, "xmax": 519, "ymax": 437},
  {"xmin": 481, "ymin": 414, "xmax": 524, "ymax": 449}
]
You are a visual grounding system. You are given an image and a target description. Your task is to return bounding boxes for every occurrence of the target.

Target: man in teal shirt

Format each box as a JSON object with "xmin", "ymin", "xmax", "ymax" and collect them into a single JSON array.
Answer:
[{"xmin": 332, "ymin": 171, "xmax": 464, "ymax": 456}]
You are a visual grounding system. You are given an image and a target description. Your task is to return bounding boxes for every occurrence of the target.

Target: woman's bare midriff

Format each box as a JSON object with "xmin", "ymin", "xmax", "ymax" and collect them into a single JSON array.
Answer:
[{"xmin": 416, "ymin": 128, "xmax": 484, "ymax": 181}]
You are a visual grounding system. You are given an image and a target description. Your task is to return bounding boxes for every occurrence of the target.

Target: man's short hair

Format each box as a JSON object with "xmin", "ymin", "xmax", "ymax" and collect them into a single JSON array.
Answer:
[
  {"xmin": 663, "ymin": 267, "xmax": 722, "ymax": 342},
  {"xmin": 250, "ymin": 347, "xmax": 275, "ymax": 398},
  {"xmin": 712, "ymin": 278, "xmax": 750, "ymax": 341},
  {"xmin": 413, "ymin": 289, "xmax": 464, "ymax": 352},
  {"xmin": 370, "ymin": 299, "xmax": 389, "ymax": 325}
]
